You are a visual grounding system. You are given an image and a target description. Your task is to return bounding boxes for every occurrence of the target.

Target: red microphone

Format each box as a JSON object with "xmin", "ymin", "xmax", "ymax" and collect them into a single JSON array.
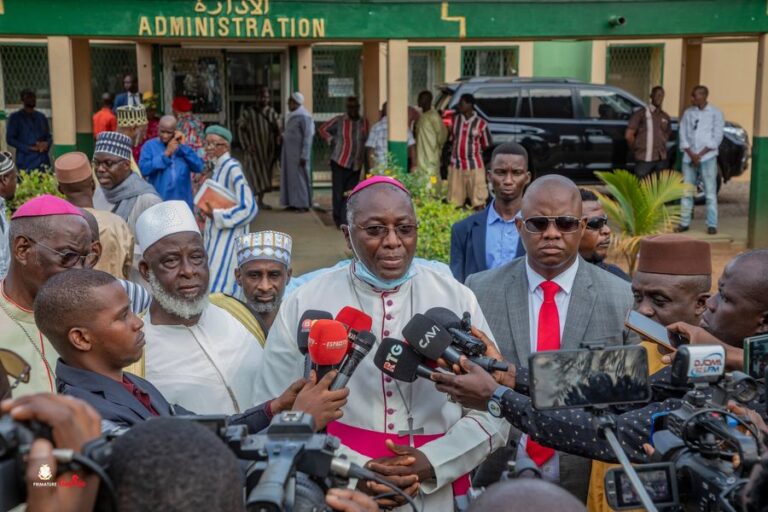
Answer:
[
  {"xmin": 335, "ymin": 306, "xmax": 373, "ymax": 345},
  {"xmin": 308, "ymin": 319, "xmax": 349, "ymax": 367}
]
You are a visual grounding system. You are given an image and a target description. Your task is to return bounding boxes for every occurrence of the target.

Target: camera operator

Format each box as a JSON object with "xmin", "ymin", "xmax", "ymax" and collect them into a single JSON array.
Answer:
[
  {"xmin": 433, "ymin": 249, "xmax": 768, "ymax": 465},
  {"xmin": 32, "ymin": 268, "xmax": 349, "ymax": 434},
  {"xmin": 1, "ymin": 393, "xmax": 102, "ymax": 512}
]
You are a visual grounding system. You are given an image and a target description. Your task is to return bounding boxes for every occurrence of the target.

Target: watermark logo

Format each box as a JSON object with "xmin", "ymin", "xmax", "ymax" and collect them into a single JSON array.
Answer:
[{"xmin": 37, "ymin": 464, "xmax": 53, "ymax": 481}]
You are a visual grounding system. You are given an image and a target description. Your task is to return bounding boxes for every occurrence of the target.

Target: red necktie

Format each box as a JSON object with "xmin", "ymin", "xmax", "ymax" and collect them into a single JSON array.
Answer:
[{"xmin": 526, "ymin": 280, "xmax": 560, "ymax": 466}]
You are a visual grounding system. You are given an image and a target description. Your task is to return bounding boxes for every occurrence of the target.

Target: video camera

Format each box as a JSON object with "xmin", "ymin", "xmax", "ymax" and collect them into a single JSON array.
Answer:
[
  {"xmin": 0, "ymin": 411, "xmax": 419, "ymax": 512},
  {"xmin": 602, "ymin": 345, "xmax": 763, "ymax": 512}
]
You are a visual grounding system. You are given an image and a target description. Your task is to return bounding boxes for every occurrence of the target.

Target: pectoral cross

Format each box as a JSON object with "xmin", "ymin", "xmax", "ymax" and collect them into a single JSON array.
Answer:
[{"xmin": 397, "ymin": 416, "xmax": 424, "ymax": 448}]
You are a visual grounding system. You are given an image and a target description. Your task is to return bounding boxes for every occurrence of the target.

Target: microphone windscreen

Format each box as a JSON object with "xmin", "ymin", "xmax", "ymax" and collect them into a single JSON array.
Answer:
[
  {"xmin": 308, "ymin": 319, "xmax": 349, "ymax": 365},
  {"xmin": 335, "ymin": 306, "xmax": 373, "ymax": 333},
  {"xmin": 424, "ymin": 307, "xmax": 463, "ymax": 330},
  {"xmin": 373, "ymin": 338, "xmax": 422, "ymax": 382},
  {"xmin": 297, "ymin": 310, "xmax": 333, "ymax": 354},
  {"xmin": 402, "ymin": 314, "xmax": 454, "ymax": 361}
]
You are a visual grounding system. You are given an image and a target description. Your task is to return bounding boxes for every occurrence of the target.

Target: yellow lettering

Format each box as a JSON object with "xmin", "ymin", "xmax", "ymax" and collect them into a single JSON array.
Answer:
[
  {"xmin": 277, "ymin": 17, "xmax": 289, "ymax": 38},
  {"xmin": 218, "ymin": 17, "xmax": 230, "ymax": 36},
  {"xmin": 246, "ymin": 17, "xmax": 258, "ymax": 37},
  {"xmin": 312, "ymin": 18, "xmax": 325, "ymax": 38},
  {"xmin": 232, "ymin": 17, "xmax": 243, "ymax": 37},
  {"xmin": 290, "ymin": 17, "xmax": 295, "ymax": 37},
  {"xmin": 209, "ymin": 17, "xmax": 215, "ymax": 36},
  {"xmin": 186, "ymin": 16, "xmax": 192, "ymax": 35},
  {"xmin": 195, "ymin": 16, "xmax": 208, "ymax": 36},
  {"xmin": 170, "ymin": 16, "xmax": 185, "ymax": 36},
  {"xmin": 138, "ymin": 16, "xmax": 152, "ymax": 36},
  {"xmin": 155, "ymin": 16, "xmax": 167, "ymax": 36},
  {"xmin": 261, "ymin": 18, "xmax": 274, "ymax": 38},
  {"xmin": 298, "ymin": 18, "xmax": 310, "ymax": 38}
]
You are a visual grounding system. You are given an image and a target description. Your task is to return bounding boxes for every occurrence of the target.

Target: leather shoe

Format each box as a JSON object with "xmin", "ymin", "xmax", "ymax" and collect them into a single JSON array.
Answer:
[
  {"xmin": 707, "ymin": 227, "xmax": 717, "ymax": 235},
  {"xmin": 674, "ymin": 225, "xmax": 689, "ymax": 233}
]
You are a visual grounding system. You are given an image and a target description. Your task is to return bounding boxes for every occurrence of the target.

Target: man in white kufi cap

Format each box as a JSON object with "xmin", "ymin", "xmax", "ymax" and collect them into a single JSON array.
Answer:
[
  {"xmin": 210, "ymin": 230, "xmax": 293, "ymax": 345},
  {"xmin": 131, "ymin": 200, "xmax": 265, "ymax": 415},
  {"xmin": 280, "ymin": 91, "xmax": 315, "ymax": 210}
]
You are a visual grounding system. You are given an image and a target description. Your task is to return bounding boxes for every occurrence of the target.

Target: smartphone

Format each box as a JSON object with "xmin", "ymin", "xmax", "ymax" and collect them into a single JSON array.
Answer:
[
  {"xmin": 529, "ymin": 345, "xmax": 651, "ymax": 411},
  {"xmin": 604, "ymin": 463, "xmax": 679, "ymax": 510},
  {"xmin": 743, "ymin": 334, "xmax": 768, "ymax": 379},
  {"xmin": 625, "ymin": 310, "xmax": 687, "ymax": 351}
]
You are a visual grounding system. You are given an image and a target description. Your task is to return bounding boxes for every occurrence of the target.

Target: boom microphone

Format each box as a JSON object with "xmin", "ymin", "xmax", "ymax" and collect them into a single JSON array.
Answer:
[
  {"xmin": 373, "ymin": 338, "xmax": 433, "ymax": 382},
  {"xmin": 403, "ymin": 314, "xmax": 508, "ymax": 372},
  {"xmin": 330, "ymin": 330, "xmax": 377, "ymax": 391},
  {"xmin": 308, "ymin": 319, "xmax": 349, "ymax": 380}
]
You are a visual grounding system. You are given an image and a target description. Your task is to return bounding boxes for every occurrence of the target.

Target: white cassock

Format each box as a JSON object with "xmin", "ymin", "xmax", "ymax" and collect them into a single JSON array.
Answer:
[
  {"xmin": 254, "ymin": 264, "xmax": 510, "ymax": 512},
  {"xmin": 144, "ymin": 303, "xmax": 264, "ymax": 415}
]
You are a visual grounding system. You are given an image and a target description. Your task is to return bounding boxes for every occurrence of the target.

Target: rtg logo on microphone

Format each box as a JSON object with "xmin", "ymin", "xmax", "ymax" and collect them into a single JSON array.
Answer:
[{"xmin": 383, "ymin": 343, "xmax": 403, "ymax": 372}]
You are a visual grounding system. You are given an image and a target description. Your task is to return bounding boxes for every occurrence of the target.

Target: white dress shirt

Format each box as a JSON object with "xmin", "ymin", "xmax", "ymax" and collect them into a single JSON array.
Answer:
[
  {"xmin": 678, "ymin": 104, "xmax": 724, "ymax": 164},
  {"xmin": 127, "ymin": 92, "xmax": 142, "ymax": 106},
  {"xmin": 518, "ymin": 256, "xmax": 579, "ymax": 481},
  {"xmin": 525, "ymin": 256, "xmax": 579, "ymax": 352}
]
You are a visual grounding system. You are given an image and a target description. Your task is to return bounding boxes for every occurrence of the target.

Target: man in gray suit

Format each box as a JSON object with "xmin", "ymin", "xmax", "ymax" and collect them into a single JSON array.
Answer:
[{"xmin": 465, "ymin": 175, "xmax": 632, "ymax": 501}]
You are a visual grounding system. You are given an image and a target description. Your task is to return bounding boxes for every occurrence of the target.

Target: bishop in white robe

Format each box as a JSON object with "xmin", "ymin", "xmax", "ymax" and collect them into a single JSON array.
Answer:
[{"xmin": 254, "ymin": 177, "xmax": 509, "ymax": 512}]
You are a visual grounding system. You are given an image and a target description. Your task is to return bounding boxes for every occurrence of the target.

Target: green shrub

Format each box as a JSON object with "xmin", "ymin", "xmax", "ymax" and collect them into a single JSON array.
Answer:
[
  {"xmin": 368, "ymin": 155, "xmax": 471, "ymax": 263},
  {"xmin": 8, "ymin": 170, "xmax": 64, "ymax": 211}
]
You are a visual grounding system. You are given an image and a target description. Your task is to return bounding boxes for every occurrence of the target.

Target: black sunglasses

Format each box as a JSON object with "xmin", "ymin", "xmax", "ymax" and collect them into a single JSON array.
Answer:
[
  {"xmin": 522, "ymin": 216, "xmax": 582, "ymax": 234},
  {"xmin": 585, "ymin": 216, "xmax": 609, "ymax": 231}
]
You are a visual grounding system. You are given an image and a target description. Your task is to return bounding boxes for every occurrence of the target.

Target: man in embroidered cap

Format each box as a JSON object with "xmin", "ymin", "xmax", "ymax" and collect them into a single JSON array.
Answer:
[
  {"xmin": 210, "ymin": 230, "xmax": 293, "ymax": 345},
  {"xmin": 55, "ymin": 151, "xmax": 134, "ymax": 279},
  {"xmin": 116, "ymin": 105, "xmax": 149, "ymax": 168},
  {"xmin": 280, "ymin": 91, "xmax": 315, "ymax": 212},
  {"xmin": 135, "ymin": 200, "xmax": 264, "ymax": 415},
  {"xmin": 202, "ymin": 125, "xmax": 258, "ymax": 296},
  {"xmin": 255, "ymin": 175, "xmax": 509, "ymax": 512},
  {"xmin": 0, "ymin": 151, "xmax": 17, "ymax": 278},
  {"xmin": 0, "ymin": 195, "xmax": 92, "ymax": 396}
]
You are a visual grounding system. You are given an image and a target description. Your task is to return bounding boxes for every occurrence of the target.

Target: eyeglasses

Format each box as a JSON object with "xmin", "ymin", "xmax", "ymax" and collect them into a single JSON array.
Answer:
[
  {"xmin": 353, "ymin": 224, "xmax": 419, "ymax": 239},
  {"xmin": 27, "ymin": 237, "xmax": 97, "ymax": 268},
  {"xmin": 522, "ymin": 216, "xmax": 582, "ymax": 234},
  {"xmin": 92, "ymin": 158, "xmax": 123, "ymax": 170},
  {"xmin": 204, "ymin": 141, "xmax": 229, "ymax": 148},
  {"xmin": 0, "ymin": 348, "xmax": 31, "ymax": 400},
  {"xmin": 585, "ymin": 215, "xmax": 609, "ymax": 231}
]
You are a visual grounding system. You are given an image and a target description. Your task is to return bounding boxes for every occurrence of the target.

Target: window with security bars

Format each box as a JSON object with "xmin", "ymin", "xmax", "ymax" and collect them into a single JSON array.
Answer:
[
  {"xmin": 0, "ymin": 44, "xmax": 50, "ymax": 109},
  {"xmin": 409, "ymin": 49, "xmax": 443, "ymax": 105},
  {"xmin": 311, "ymin": 46, "xmax": 362, "ymax": 176},
  {"xmin": 462, "ymin": 48, "xmax": 518, "ymax": 77},
  {"xmin": 90, "ymin": 44, "xmax": 137, "ymax": 111},
  {"xmin": 607, "ymin": 45, "xmax": 664, "ymax": 102}
]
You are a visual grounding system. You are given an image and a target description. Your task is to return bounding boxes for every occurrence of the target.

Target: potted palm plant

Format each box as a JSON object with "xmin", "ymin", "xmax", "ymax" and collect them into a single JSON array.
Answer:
[{"xmin": 594, "ymin": 169, "xmax": 694, "ymax": 275}]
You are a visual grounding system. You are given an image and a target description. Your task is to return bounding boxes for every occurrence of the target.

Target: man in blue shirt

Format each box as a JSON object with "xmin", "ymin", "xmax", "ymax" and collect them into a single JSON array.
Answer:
[
  {"xmin": 6, "ymin": 89, "xmax": 52, "ymax": 171},
  {"xmin": 138, "ymin": 115, "xmax": 204, "ymax": 209},
  {"xmin": 450, "ymin": 142, "xmax": 529, "ymax": 283}
]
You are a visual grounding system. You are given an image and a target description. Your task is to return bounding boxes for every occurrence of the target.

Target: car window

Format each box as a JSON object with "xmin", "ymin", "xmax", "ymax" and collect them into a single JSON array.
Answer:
[
  {"xmin": 435, "ymin": 90, "xmax": 454, "ymax": 112},
  {"xmin": 519, "ymin": 88, "xmax": 574, "ymax": 119},
  {"xmin": 473, "ymin": 87, "xmax": 519, "ymax": 118},
  {"xmin": 580, "ymin": 88, "xmax": 636, "ymax": 120}
]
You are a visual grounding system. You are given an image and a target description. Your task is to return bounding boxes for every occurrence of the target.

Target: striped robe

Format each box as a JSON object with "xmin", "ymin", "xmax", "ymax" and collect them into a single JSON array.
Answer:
[
  {"xmin": 204, "ymin": 152, "xmax": 258, "ymax": 296},
  {"xmin": 237, "ymin": 105, "xmax": 280, "ymax": 195}
]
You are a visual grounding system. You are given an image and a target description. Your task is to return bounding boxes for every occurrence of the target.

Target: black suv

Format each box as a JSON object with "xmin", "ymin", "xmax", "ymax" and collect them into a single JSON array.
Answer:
[{"xmin": 437, "ymin": 77, "xmax": 750, "ymax": 190}]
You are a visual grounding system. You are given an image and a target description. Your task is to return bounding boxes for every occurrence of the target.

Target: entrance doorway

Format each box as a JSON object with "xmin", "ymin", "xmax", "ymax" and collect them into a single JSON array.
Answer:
[{"xmin": 226, "ymin": 51, "xmax": 284, "ymax": 136}]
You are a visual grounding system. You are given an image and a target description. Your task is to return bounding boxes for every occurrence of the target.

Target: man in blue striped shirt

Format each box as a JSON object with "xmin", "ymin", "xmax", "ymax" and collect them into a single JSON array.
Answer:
[{"xmin": 200, "ymin": 125, "xmax": 258, "ymax": 296}]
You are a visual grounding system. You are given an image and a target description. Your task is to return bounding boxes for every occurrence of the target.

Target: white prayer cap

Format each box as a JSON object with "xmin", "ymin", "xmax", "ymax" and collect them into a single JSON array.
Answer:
[
  {"xmin": 291, "ymin": 92, "xmax": 304, "ymax": 105},
  {"xmin": 136, "ymin": 200, "xmax": 200, "ymax": 254},
  {"xmin": 236, "ymin": 231, "xmax": 292, "ymax": 268}
]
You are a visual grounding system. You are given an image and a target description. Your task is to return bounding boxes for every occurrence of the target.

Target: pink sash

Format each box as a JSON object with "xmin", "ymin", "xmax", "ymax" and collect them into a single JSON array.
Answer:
[{"xmin": 327, "ymin": 421, "xmax": 471, "ymax": 496}]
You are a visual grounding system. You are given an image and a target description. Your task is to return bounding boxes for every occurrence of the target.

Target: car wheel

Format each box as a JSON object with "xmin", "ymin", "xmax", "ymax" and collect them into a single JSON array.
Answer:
[{"xmin": 694, "ymin": 168, "xmax": 723, "ymax": 205}]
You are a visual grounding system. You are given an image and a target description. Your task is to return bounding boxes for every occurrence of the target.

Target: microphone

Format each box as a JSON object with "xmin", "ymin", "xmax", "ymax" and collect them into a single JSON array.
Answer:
[
  {"xmin": 308, "ymin": 319, "xmax": 349, "ymax": 380},
  {"xmin": 373, "ymin": 338, "xmax": 433, "ymax": 382},
  {"xmin": 403, "ymin": 314, "xmax": 508, "ymax": 372},
  {"xmin": 424, "ymin": 307, "xmax": 487, "ymax": 357},
  {"xmin": 330, "ymin": 330, "xmax": 377, "ymax": 391},
  {"xmin": 298, "ymin": 310, "xmax": 333, "ymax": 378},
  {"xmin": 671, "ymin": 345, "xmax": 725, "ymax": 386},
  {"xmin": 335, "ymin": 306, "xmax": 373, "ymax": 343}
]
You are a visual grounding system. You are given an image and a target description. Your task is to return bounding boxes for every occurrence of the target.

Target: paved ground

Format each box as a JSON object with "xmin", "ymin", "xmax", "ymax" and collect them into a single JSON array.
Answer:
[{"xmin": 252, "ymin": 174, "xmax": 753, "ymax": 284}]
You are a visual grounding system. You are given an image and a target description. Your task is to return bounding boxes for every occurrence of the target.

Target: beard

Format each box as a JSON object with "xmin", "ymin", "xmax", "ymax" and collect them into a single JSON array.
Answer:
[
  {"xmin": 248, "ymin": 298, "xmax": 280, "ymax": 314},
  {"xmin": 147, "ymin": 271, "xmax": 209, "ymax": 320}
]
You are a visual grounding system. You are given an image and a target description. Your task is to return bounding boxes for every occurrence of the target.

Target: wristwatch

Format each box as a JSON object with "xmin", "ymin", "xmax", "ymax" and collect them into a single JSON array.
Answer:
[{"xmin": 487, "ymin": 386, "xmax": 511, "ymax": 418}]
